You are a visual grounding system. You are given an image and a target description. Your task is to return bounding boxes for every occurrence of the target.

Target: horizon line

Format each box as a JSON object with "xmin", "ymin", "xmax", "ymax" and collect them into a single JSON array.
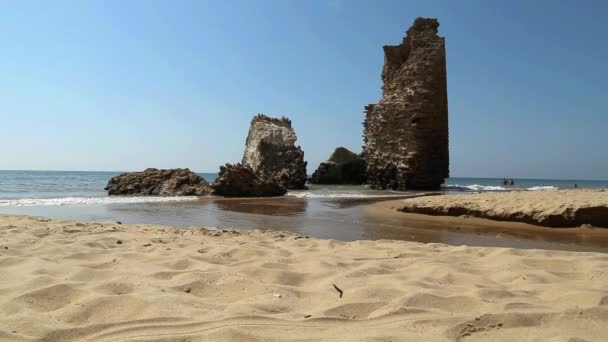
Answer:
[{"xmin": 0, "ymin": 169, "xmax": 605, "ymax": 182}]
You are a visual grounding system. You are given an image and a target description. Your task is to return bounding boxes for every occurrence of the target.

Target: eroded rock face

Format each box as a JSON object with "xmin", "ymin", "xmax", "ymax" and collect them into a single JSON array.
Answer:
[
  {"xmin": 211, "ymin": 163, "xmax": 287, "ymax": 197},
  {"xmin": 105, "ymin": 168, "xmax": 212, "ymax": 196},
  {"xmin": 242, "ymin": 114, "xmax": 308, "ymax": 189},
  {"xmin": 309, "ymin": 147, "xmax": 366, "ymax": 185},
  {"xmin": 363, "ymin": 18, "xmax": 449, "ymax": 190}
]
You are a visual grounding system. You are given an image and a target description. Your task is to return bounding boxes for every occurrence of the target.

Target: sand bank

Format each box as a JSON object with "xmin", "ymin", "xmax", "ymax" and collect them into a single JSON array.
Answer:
[
  {"xmin": 1, "ymin": 215, "xmax": 607, "ymax": 341},
  {"xmin": 397, "ymin": 189, "xmax": 608, "ymax": 227},
  {"xmin": 363, "ymin": 200, "xmax": 608, "ymax": 252}
]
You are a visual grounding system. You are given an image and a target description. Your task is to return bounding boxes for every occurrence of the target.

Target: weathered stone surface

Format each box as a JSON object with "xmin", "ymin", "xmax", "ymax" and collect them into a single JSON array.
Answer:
[
  {"xmin": 211, "ymin": 163, "xmax": 287, "ymax": 197},
  {"xmin": 242, "ymin": 114, "xmax": 308, "ymax": 189},
  {"xmin": 105, "ymin": 168, "xmax": 212, "ymax": 196},
  {"xmin": 363, "ymin": 18, "xmax": 449, "ymax": 190},
  {"xmin": 309, "ymin": 147, "xmax": 366, "ymax": 185}
]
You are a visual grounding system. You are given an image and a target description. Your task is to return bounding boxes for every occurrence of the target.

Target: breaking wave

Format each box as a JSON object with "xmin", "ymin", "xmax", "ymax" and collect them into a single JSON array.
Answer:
[
  {"xmin": 443, "ymin": 184, "xmax": 559, "ymax": 192},
  {"xmin": 287, "ymin": 192, "xmax": 411, "ymax": 199},
  {"xmin": 527, "ymin": 186, "xmax": 558, "ymax": 191},
  {"xmin": 0, "ymin": 196, "xmax": 200, "ymax": 207},
  {"xmin": 442, "ymin": 184, "xmax": 509, "ymax": 192}
]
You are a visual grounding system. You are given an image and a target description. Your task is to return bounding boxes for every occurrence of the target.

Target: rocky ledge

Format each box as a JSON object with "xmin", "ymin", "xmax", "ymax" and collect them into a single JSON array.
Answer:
[
  {"xmin": 211, "ymin": 163, "xmax": 287, "ymax": 197},
  {"xmin": 105, "ymin": 168, "xmax": 212, "ymax": 196},
  {"xmin": 398, "ymin": 189, "xmax": 608, "ymax": 228},
  {"xmin": 309, "ymin": 147, "xmax": 366, "ymax": 185}
]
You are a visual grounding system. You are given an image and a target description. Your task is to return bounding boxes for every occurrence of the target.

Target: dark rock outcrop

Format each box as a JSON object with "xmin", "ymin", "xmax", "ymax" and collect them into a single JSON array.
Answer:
[
  {"xmin": 309, "ymin": 147, "xmax": 366, "ymax": 185},
  {"xmin": 211, "ymin": 163, "xmax": 287, "ymax": 197},
  {"xmin": 242, "ymin": 114, "xmax": 308, "ymax": 189},
  {"xmin": 105, "ymin": 168, "xmax": 212, "ymax": 196},
  {"xmin": 363, "ymin": 18, "xmax": 449, "ymax": 190}
]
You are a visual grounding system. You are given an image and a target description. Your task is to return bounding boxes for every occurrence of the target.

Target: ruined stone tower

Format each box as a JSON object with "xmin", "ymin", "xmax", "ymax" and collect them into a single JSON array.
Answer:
[
  {"xmin": 363, "ymin": 17, "xmax": 449, "ymax": 190},
  {"xmin": 242, "ymin": 114, "xmax": 308, "ymax": 190}
]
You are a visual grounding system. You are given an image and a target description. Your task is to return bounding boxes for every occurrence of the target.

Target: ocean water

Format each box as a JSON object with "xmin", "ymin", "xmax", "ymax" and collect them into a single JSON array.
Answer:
[
  {"xmin": 442, "ymin": 177, "xmax": 602, "ymax": 192},
  {"xmin": 0, "ymin": 170, "xmax": 605, "ymax": 205},
  {"xmin": 1, "ymin": 170, "xmax": 607, "ymax": 252},
  {"xmin": 0, "ymin": 170, "xmax": 212, "ymax": 205}
]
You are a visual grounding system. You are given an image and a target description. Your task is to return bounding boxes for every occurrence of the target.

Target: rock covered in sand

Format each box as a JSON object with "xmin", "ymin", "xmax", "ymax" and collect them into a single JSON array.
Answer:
[{"xmin": 398, "ymin": 189, "xmax": 608, "ymax": 227}]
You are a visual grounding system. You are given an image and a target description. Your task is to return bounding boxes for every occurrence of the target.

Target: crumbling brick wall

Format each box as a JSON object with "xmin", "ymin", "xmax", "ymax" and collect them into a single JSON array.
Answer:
[{"xmin": 363, "ymin": 18, "xmax": 449, "ymax": 190}]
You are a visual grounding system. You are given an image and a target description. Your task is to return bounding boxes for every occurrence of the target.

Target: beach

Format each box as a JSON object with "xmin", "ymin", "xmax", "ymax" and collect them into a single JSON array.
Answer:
[
  {"xmin": 2, "ymin": 2, "xmax": 607, "ymax": 341},
  {"xmin": 1, "ymin": 215, "xmax": 607, "ymax": 341}
]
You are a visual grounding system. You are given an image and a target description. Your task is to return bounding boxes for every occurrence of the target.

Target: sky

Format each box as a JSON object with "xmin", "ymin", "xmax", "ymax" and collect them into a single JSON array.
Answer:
[{"xmin": 1, "ymin": 0, "xmax": 607, "ymax": 180}]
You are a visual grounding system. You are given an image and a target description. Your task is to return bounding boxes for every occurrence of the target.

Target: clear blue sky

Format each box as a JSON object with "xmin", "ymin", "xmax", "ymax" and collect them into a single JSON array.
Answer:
[{"xmin": 1, "ymin": 0, "xmax": 607, "ymax": 180}]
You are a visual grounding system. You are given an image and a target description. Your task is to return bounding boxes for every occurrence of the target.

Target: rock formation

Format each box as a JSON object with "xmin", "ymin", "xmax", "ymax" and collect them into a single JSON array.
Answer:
[
  {"xmin": 211, "ymin": 163, "xmax": 287, "ymax": 197},
  {"xmin": 105, "ymin": 168, "xmax": 212, "ymax": 196},
  {"xmin": 363, "ymin": 18, "xmax": 449, "ymax": 190},
  {"xmin": 309, "ymin": 147, "xmax": 366, "ymax": 185},
  {"xmin": 242, "ymin": 114, "xmax": 308, "ymax": 190}
]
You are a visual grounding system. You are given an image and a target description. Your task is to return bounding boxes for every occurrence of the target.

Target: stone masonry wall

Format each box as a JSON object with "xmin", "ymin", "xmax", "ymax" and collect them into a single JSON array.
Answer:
[
  {"xmin": 242, "ymin": 114, "xmax": 308, "ymax": 189},
  {"xmin": 363, "ymin": 17, "xmax": 449, "ymax": 190}
]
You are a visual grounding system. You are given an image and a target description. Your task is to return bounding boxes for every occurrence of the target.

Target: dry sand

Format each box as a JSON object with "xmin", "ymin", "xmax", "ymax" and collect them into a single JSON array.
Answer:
[
  {"xmin": 1, "ymin": 215, "xmax": 607, "ymax": 341},
  {"xmin": 398, "ymin": 189, "xmax": 608, "ymax": 227}
]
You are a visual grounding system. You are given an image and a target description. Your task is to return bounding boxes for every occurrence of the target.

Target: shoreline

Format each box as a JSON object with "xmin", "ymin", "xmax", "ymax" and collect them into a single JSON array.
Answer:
[
  {"xmin": 3, "ymin": 189, "xmax": 608, "ymax": 253},
  {"xmin": 1, "ymin": 215, "xmax": 607, "ymax": 341},
  {"xmin": 367, "ymin": 198, "xmax": 608, "ymax": 233},
  {"xmin": 362, "ymin": 199, "xmax": 608, "ymax": 253},
  {"xmin": 394, "ymin": 189, "xmax": 608, "ymax": 227}
]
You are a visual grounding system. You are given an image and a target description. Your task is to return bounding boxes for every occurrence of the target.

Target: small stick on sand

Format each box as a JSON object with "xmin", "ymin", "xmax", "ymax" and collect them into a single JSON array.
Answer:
[{"xmin": 332, "ymin": 283, "xmax": 343, "ymax": 298}]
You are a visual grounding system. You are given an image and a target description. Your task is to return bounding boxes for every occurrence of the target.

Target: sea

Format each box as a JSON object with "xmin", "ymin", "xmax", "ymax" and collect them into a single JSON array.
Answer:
[{"xmin": 1, "ymin": 170, "xmax": 607, "ymax": 252}]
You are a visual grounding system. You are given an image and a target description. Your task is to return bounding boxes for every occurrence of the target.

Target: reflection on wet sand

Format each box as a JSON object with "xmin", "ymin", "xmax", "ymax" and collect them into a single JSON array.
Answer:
[
  {"xmin": 212, "ymin": 197, "xmax": 308, "ymax": 216},
  {"xmin": 316, "ymin": 192, "xmax": 440, "ymax": 209}
]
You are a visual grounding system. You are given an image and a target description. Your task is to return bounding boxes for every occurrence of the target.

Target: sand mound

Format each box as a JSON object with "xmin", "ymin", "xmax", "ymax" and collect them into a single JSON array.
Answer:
[
  {"xmin": 0, "ymin": 215, "xmax": 607, "ymax": 341},
  {"xmin": 398, "ymin": 189, "xmax": 608, "ymax": 227}
]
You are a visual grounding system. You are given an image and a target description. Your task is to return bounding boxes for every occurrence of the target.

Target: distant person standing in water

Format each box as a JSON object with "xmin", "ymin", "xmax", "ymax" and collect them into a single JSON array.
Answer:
[
  {"xmin": 574, "ymin": 184, "xmax": 578, "ymax": 188},
  {"xmin": 509, "ymin": 179, "xmax": 515, "ymax": 186},
  {"xmin": 502, "ymin": 178, "xmax": 508, "ymax": 186}
]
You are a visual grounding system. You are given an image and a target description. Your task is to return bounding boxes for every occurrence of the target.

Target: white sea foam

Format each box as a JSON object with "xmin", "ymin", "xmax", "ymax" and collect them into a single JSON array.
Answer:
[
  {"xmin": 527, "ymin": 186, "xmax": 558, "ymax": 191},
  {"xmin": 0, "ymin": 196, "xmax": 200, "ymax": 207},
  {"xmin": 287, "ymin": 192, "xmax": 409, "ymax": 199},
  {"xmin": 444, "ymin": 184, "xmax": 559, "ymax": 192},
  {"xmin": 443, "ymin": 184, "xmax": 509, "ymax": 192}
]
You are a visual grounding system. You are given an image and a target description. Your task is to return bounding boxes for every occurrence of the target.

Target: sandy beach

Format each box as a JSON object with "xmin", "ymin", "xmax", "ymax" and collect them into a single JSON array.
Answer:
[
  {"xmin": 2, "ymin": 1, "xmax": 607, "ymax": 341},
  {"xmin": 1, "ymin": 215, "xmax": 607, "ymax": 341}
]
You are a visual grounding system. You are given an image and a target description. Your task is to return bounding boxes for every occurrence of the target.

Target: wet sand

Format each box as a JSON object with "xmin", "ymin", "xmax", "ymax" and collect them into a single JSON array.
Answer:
[{"xmin": 1, "ymin": 215, "xmax": 608, "ymax": 341}]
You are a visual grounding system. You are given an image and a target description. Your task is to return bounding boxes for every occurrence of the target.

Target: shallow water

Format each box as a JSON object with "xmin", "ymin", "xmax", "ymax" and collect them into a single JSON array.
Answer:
[
  {"xmin": 2, "ymin": 196, "xmax": 608, "ymax": 253},
  {"xmin": 1, "ymin": 170, "xmax": 608, "ymax": 253}
]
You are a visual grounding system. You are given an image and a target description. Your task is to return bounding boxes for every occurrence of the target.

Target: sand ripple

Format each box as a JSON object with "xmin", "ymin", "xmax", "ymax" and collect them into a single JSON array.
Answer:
[{"xmin": 0, "ymin": 215, "xmax": 607, "ymax": 341}]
